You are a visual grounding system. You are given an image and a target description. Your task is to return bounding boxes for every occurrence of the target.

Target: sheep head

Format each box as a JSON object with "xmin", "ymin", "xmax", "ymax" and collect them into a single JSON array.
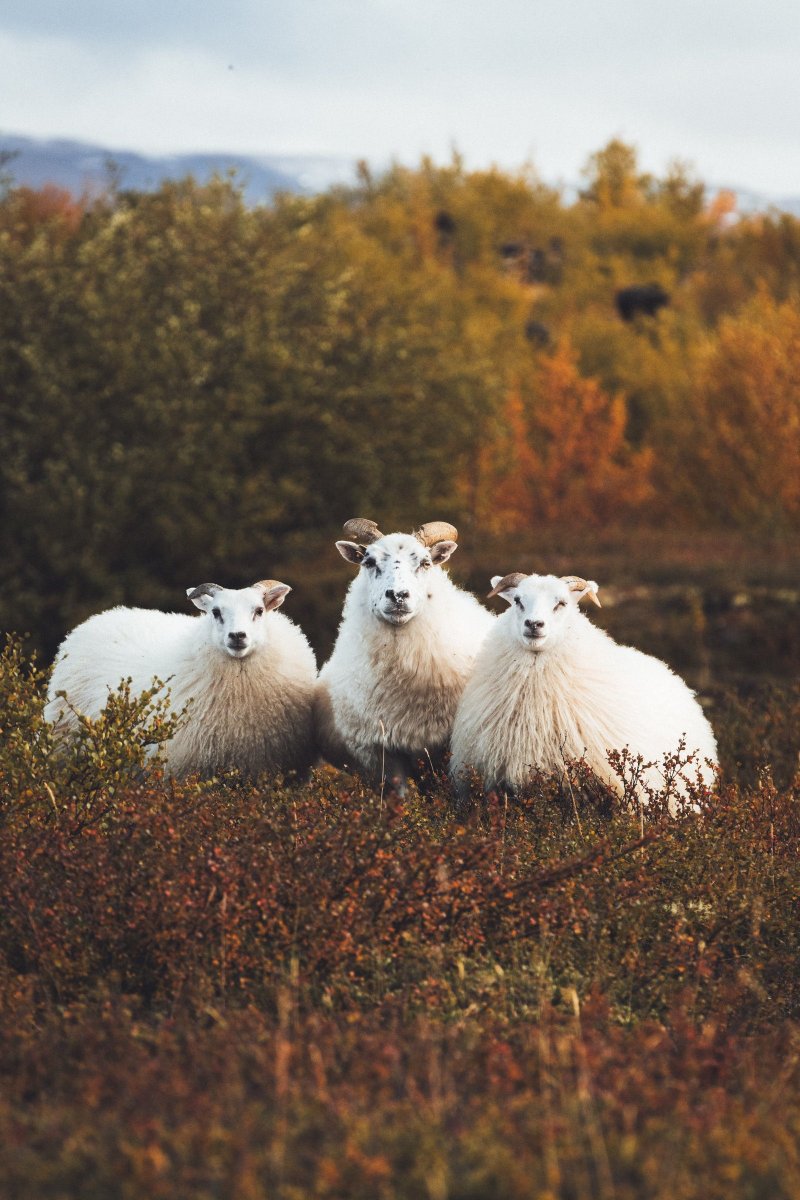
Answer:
[
  {"xmin": 187, "ymin": 580, "xmax": 291, "ymax": 659},
  {"xmin": 488, "ymin": 572, "xmax": 601, "ymax": 653},
  {"xmin": 336, "ymin": 517, "xmax": 459, "ymax": 626}
]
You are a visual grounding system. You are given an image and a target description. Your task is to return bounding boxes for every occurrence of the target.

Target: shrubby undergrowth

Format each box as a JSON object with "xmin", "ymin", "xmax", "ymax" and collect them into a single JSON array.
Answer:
[{"xmin": 1, "ymin": 637, "xmax": 799, "ymax": 1196}]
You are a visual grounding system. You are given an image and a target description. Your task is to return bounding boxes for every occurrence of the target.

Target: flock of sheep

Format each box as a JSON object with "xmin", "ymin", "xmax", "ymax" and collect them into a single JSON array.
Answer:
[{"xmin": 45, "ymin": 517, "xmax": 718, "ymax": 806}]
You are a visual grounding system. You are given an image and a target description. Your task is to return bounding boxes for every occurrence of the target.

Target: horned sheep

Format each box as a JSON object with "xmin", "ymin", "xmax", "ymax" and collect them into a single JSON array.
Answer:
[
  {"xmin": 315, "ymin": 518, "xmax": 495, "ymax": 790},
  {"xmin": 450, "ymin": 572, "xmax": 718, "ymax": 808},
  {"xmin": 45, "ymin": 580, "xmax": 317, "ymax": 779}
]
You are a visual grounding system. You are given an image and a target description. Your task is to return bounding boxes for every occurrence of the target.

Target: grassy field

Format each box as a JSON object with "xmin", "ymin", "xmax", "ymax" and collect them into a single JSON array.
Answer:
[{"xmin": 1, "ymin": 533, "xmax": 799, "ymax": 1198}]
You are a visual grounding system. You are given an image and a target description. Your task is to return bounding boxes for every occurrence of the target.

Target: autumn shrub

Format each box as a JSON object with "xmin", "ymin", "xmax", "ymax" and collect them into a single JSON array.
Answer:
[
  {"xmin": 1, "ymin": 999, "xmax": 799, "ymax": 1200},
  {"xmin": 1, "ymin": 638, "xmax": 799, "ymax": 1195},
  {"xmin": 714, "ymin": 678, "xmax": 800, "ymax": 790},
  {"xmin": 0, "ymin": 173, "xmax": 521, "ymax": 658},
  {"xmin": 0, "ymin": 635, "xmax": 183, "ymax": 824},
  {"xmin": 471, "ymin": 343, "xmax": 654, "ymax": 532},
  {"xmin": 669, "ymin": 293, "xmax": 800, "ymax": 529},
  {"xmin": 2, "ymin": 641, "xmax": 799, "ymax": 1024}
]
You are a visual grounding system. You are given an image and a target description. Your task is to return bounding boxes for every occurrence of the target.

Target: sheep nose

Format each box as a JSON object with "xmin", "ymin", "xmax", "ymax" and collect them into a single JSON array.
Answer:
[
  {"xmin": 385, "ymin": 589, "xmax": 410, "ymax": 603},
  {"xmin": 524, "ymin": 619, "xmax": 545, "ymax": 632},
  {"xmin": 228, "ymin": 630, "xmax": 248, "ymax": 645}
]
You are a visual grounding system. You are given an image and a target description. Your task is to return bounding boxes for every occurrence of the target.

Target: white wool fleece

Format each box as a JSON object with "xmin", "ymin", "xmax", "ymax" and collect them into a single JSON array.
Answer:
[
  {"xmin": 450, "ymin": 573, "xmax": 718, "ymax": 806},
  {"xmin": 45, "ymin": 583, "xmax": 317, "ymax": 779},
  {"xmin": 316, "ymin": 534, "xmax": 494, "ymax": 781}
]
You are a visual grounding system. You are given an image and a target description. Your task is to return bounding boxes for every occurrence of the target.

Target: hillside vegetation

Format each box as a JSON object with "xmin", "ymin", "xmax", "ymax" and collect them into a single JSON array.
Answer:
[{"xmin": 1, "ymin": 140, "xmax": 800, "ymax": 656}]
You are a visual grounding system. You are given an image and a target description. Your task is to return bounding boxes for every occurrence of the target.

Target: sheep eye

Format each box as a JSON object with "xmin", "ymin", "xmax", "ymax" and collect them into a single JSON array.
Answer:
[
  {"xmin": 554, "ymin": 600, "xmax": 567, "ymax": 611},
  {"xmin": 418, "ymin": 559, "xmax": 431, "ymax": 571},
  {"xmin": 514, "ymin": 596, "xmax": 523, "ymax": 609},
  {"xmin": 253, "ymin": 607, "xmax": 264, "ymax": 618},
  {"xmin": 212, "ymin": 607, "xmax": 222, "ymax": 620}
]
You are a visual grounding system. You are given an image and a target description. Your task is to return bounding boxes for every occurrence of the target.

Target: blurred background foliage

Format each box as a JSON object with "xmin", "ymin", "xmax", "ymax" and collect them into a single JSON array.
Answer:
[{"xmin": 1, "ymin": 139, "xmax": 799, "ymax": 660}]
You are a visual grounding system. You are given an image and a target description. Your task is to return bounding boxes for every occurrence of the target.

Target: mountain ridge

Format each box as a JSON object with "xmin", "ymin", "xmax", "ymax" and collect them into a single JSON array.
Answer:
[
  {"xmin": 2, "ymin": 132, "xmax": 799, "ymax": 216},
  {"xmin": 0, "ymin": 133, "xmax": 359, "ymax": 202}
]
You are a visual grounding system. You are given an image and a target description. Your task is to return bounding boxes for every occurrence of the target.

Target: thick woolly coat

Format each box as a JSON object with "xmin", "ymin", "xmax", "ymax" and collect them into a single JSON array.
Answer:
[
  {"xmin": 316, "ymin": 568, "xmax": 494, "ymax": 780},
  {"xmin": 45, "ymin": 606, "xmax": 317, "ymax": 778},
  {"xmin": 450, "ymin": 607, "xmax": 718, "ymax": 801}
]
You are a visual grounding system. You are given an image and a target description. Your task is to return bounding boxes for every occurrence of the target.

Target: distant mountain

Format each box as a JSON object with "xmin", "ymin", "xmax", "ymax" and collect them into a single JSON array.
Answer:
[
  {"xmin": 3, "ymin": 132, "xmax": 800, "ymax": 216},
  {"xmin": 722, "ymin": 185, "xmax": 800, "ymax": 219},
  {"xmin": 0, "ymin": 133, "xmax": 359, "ymax": 203}
]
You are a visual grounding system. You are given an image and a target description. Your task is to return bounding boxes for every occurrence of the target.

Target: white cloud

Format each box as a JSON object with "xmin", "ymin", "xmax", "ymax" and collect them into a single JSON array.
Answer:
[{"xmin": 3, "ymin": 0, "xmax": 800, "ymax": 195}]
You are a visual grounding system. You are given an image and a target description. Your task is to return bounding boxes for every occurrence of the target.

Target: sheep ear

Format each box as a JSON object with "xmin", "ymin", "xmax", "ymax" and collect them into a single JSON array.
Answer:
[
  {"xmin": 256, "ymin": 581, "xmax": 291, "ymax": 611},
  {"xmin": 187, "ymin": 583, "xmax": 221, "ymax": 612},
  {"xmin": 429, "ymin": 539, "xmax": 457, "ymax": 565},
  {"xmin": 336, "ymin": 540, "xmax": 366, "ymax": 565},
  {"xmin": 484, "ymin": 576, "xmax": 515, "ymax": 604},
  {"xmin": 488, "ymin": 572, "xmax": 527, "ymax": 604}
]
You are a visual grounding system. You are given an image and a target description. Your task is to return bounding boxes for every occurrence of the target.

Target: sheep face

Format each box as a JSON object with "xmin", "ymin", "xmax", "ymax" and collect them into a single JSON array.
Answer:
[
  {"xmin": 336, "ymin": 533, "xmax": 457, "ymax": 626},
  {"xmin": 187, "ymin": 581, "xmax": 291, "ymax": 659},
  {"xmin": 490, "ymin": 573, "xmax": 599, "ymax": 653}
]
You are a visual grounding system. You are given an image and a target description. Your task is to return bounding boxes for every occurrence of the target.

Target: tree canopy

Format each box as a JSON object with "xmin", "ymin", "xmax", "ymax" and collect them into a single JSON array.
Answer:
[{"xmin": 1, "ymin": 141, "xmax": 798, "ymax": 652}]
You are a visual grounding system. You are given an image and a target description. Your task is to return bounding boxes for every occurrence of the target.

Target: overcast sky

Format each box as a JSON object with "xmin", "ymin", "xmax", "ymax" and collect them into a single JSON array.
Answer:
[{"xmin": 3, "ymin": 0, "xmax": 800, "ymax": 196}]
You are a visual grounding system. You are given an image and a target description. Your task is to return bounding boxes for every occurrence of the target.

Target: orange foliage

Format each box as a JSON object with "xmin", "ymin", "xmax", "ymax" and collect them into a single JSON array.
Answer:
[
  {"xmin": 704, "ymin": 188, "xmax": 738, "ymax": 229},
  {"xmin": 686, "ymin": 295, "xmax": 800, "ymax": 527},
  {"xmin": 474, "ymin": 344, "xmax": 654, "ymax": 531},
  {"xmin": 11, "ymin": 184, "xmax": 86, "ymax": 237}
]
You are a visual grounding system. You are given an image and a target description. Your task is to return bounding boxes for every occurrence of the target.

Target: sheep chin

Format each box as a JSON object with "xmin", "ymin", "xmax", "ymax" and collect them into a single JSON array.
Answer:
[
  {"xmin": 379, "ymin": 609, "xmax": 416, "ymax": 627},
  {"xmin": 224, "ymin": 645, "xmax": 253, "ymax": 660}
]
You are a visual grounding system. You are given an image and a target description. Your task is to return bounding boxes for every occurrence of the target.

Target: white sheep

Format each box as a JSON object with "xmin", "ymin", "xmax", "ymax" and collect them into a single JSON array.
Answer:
[
  {"xmin": 315, "ymin": 518, "xmax": 495, "ymax": 790},
  {"xmin": 45, "ymin": 580, "xmax": 317, "ymax": 779},
  {"xmin": 450, "ymin": 572, "xmax": 718, "ymax": 808}
]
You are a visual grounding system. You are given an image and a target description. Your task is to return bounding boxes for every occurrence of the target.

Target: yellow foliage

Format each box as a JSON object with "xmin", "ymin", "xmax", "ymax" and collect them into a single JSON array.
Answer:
[{"xmin": 685, "ymin": 294, "xmax": 800, "ymax": 527}]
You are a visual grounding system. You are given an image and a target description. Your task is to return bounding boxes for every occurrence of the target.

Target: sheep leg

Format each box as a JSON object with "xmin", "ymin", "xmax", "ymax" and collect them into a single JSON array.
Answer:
[{"xmin": 381, "ymin": 751, "xmax": 411, "ymax": 797}]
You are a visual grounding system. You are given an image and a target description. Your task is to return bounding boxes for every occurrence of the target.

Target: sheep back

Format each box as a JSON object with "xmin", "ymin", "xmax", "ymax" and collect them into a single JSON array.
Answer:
[
  {"xmin": 46, "ymin": 606, "xmax": 317, "ymax": 778},
  {"xmin": 451, "ymin": 618, "xmax": 717, "ymax": 798}
]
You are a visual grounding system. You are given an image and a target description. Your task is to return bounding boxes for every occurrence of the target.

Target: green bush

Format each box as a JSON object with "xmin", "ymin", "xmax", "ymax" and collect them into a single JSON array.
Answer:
[{"xmin": 0, "ymin": 635, "xmax": 183, "ymax": 824}]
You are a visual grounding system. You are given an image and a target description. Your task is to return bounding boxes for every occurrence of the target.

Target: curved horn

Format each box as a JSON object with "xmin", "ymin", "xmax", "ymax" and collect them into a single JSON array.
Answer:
[
  {"xmin": 561, "ymin": 576, "xmax": 602, "ymax": 607},
  {"xmin": 487, "ymin": 572, "xmax": 528, "ymax": 598},
  {"xmin": 342, "ymin": 518, "xmax": 384, "ymax": 545},
  {"xmin": 415, "ymin": 521, "xmax": 459, "ymax": 546},
  {"xmin": 186, "ymin": 583, "xmax": 222, "ymax": 601}
]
